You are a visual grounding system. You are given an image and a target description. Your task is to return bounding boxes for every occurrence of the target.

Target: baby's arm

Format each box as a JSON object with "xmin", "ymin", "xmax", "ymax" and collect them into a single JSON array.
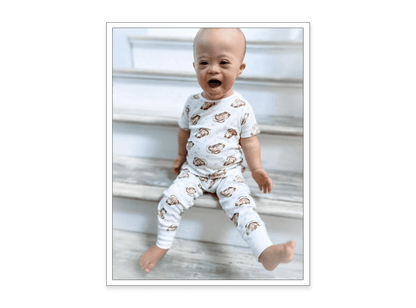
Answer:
[
  {"xmin": 240, "ymin": 136, "xmax": 273, "ymax": 193},
  {"xmin": 173, "ymin": 128, "xmax": 190, "ymax": 175}
]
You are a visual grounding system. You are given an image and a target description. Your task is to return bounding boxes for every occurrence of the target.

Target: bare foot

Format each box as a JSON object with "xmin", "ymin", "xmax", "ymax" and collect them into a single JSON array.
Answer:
[
  {"xmin": 258, "ymin": 241, "xmax": 296, "ymax": 271},
  {"xmin": 139, "ymin": 245, "xmax": 169, "ymax": 273}
]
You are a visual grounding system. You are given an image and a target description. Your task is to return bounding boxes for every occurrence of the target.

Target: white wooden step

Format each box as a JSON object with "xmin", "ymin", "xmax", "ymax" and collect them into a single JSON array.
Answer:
[
  {"xmin": 143, "ymin": 28, "xmax": 303, "ymax": 41},
  {"xmin": 113, "ymin": 108, "xmax": 303, "ymax": 137},
  {"xmin": 113, "ymin": 68, "xmax": 303, "ymax": 118},
  {"xmin": 113, "ymin": 155, "xmax": 303, "ymax": 219},
  {"xmin": 112, "ymin": 229, "xmax": 304, "ymax": 280},
  {"xmin": 128, "ymin": 35, "xmax": 303, "ymax": 78}
]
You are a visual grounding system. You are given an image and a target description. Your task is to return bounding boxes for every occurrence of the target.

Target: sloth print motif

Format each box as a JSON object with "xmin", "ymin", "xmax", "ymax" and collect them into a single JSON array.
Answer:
[
  {"xmin": 186, "ymin": 141, "xmax": 194, "ymax": 151},
  {"xmin": 185, "ymin": 187, "xmax": 197, "ymax": 196},
  {"xmin": 220, "ymin": 187, "xmax": 236, "ymax": 198},
  {"xmin": 158, "ymin": 208, "xmax": 167, "ymax": 219},
  {"xmin": 231, "ymin": 213, "xmax": 239, "ymax": 227},
  {"xmin": 195, "ymin": 128, "xmax": 210, "ymax": 138},
  {"xmin": 198, "ymin": 176, "xmax": 209, "ymax": 182},
  {"xmin": 167, "ymin": 225, "xmax": 178, "ymax": 231},
  {"xmin": 191, "ymin": 115, "xmax": 201, "ymax": 125},
  {"xmin": 207, "ymin": 143, "xmax": 225, "ymax": 154},
  {"xmin": 235, "ymin": 196, "xmax": 251, "ymax": 207},
  {"xmin": 224, "ymin": 128, "xmax": 238, "ymax": 139},
  {"xmin": 224, "ymin": 155, "xmax": 237, "ymax": 166},
  {"xmin": 178, "ymin": 172, "xmax": 189, "ymax": 179},
  {"xmin": 233, "ymin": 175, "xmax": 244, "ymax": 183},
  {"xmin": 241, "ymin": 113, "xmax": 249, "ymax": 125},
  {"xmin": 214, "ymin": 112, "xmax": 231, "ymax": 123},
  {"xmin": 166, "ymin": 195, "xmax": 180, "ymax": 206},
  {"xmin": 231, "ymin": 99, "xmax": 246, "ymax": 108},
  {"xmin": 200, "ymin": 101, "xmax": 217, "ymax": 110},
  {"xmin": 207, "ymin": 169, "xmax": 226, "ymax": 179},
  {"xmin": 192, "ymin": 94, "xmax": 200, "ymax": 99},
  {"xmin": 193, "ymin": 157, "xmax": 207, "ymax": 166},
  {"xmin": 245, "ymin": 221, "xmax": 260, "ymax": 235},
  {"xmin": 251, "ymin": 124, "xmax": 259, "ymax": 136}
]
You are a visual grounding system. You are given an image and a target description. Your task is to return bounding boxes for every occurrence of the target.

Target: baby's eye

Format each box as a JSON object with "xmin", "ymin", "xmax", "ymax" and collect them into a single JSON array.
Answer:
[
  {"xmin": 200, "ymin": 61, "xmax": 208, "ymax": 65},
  {"xmin": 220, "ymin": 61, "xmax": 229, "ymax": 65}
]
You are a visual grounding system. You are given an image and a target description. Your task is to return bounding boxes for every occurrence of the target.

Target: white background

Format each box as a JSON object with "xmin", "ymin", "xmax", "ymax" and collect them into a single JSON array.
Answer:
[{"xmin": 1, "ymin": 0, "xmax": 415, "ymax": 307}]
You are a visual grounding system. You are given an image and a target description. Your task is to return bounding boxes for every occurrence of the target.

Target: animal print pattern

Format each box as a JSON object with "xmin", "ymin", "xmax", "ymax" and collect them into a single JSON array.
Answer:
[
  {"xmin": 192, "ymin": 94, "xmax": 200, "ymax": 99},
  {"xmin": 207, "ymin": 169, "xmax": 226, "ymax": 179},
  {"xmin": 251, "ymin": 124, "xmax": 259, "ymax": 136},
  {"xmin": 186, "ymin": 140, "xmax": 194, "ymax": 151},
  {"xmin": 224, "ymin": 155, "xmax": 237, "ymax": 166},
  {"xmin": 245, "ymin": 221, "xmax": 260, "ymax": 235},
  {"xmin": 198, "ymin": 176, "xmax": 209, "ymax": 182},
  {"xmin": 191, "ymin": 115, "xmax": 201, "ymax": 125},
  {"xmin": 233, "ymin": 175, "xmax": 244, "ymax": 183},
  {"xmin": 207, "ymin": 143, "xmax": 226, "ymax": 154},
  {"xmin": 201, "ymin": 101, "xmax": 217, "ymax": 110},
  {"xmin": 185, "ymin": 187, "xmax": 197, "ymax": 196},
  {"xmin": 158, "ymin": 208, "xmax": 167, "ymax": 219},
  {"xmin": 220, "ymin": 187, "xmax": 236, "ymax": 198},
  {"xmin": 195, "ymin": 128, "xmax": 210, "ymax": 138},
  {"xmin": 241, "ymin": 113, "xmax": 249, "ymax": 125},
  {"xmin": 167, "ymin": 225, "xmax": 178, "ymax": 231},
  {"xmin": 214, "ymin": 112, "xmax": 231, "ymax": 123},
  {"xmin": 231, "ymin": 213, "xmax": 239, "ymax": 227},
  {"xmin": 178, "ymin": 172, "xmax": 189, "ymax": 179},
  {"xmin": 224, "ymin": 128, "xmax": 238, "ymax": 139},
  {"xmin": 231, "ymin": 99, "xmax": 246, "ymax": 108},
  {"xmin": 166, "ymin": 195, "xmax": 180, "ymax": 206},
  {"xmin": 235, "ymin": 196, "xmax": 251, "ymax": 207},
  {"xmin": 193, "ymin": 157, "xmax": 206, "ymax": 166}
]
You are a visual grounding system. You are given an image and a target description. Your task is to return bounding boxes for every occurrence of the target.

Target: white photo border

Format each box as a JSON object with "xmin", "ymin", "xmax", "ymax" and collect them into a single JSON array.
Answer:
[{"xmin": 106, "ymin": 22, "xmax": 310, "ymax": 286}]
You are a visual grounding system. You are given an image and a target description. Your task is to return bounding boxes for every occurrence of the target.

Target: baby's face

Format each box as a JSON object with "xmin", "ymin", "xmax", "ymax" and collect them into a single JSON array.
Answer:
[{"xmin": 193, "ymin": 29, "xmax": 246, "ymax": 100}]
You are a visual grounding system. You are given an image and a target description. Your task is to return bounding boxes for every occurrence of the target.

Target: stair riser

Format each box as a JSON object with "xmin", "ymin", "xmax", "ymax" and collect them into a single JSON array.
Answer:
[
  {"xmin": 113, "ymin": 76, "xmax": 303, "ymax": 118},
  {"xmin": 130, "ymin": 40, "xmax": 303, "ymax": 78},
  {"xmin": 113, "ymin": 122, "xmax": 303, "ymax": 173},
  {"xmin": 144, "ymin": 28, "xmax": 303, "ymax": 42},
  {"xmin": 113, "ymin": 196, "xmax": 303, "ymax": 255}
]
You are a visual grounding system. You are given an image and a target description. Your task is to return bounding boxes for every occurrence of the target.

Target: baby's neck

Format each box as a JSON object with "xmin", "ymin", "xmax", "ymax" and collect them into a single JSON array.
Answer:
[{"xmin": 201, "ymin": 90, "xmax": 235, "ymax": 101}]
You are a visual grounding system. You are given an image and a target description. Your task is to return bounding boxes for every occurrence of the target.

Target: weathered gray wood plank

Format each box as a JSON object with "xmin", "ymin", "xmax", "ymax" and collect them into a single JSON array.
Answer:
[
  {"xmin": 113, "ymin": 229, "xmax": 304, "ymax": 280},
  {"xmin": 112, "ymin": 155, "xmax": 303, "ymax": 219},
  {"xmin": 113, "ymin": 109, "xmax": 303, "ymax": 137}
]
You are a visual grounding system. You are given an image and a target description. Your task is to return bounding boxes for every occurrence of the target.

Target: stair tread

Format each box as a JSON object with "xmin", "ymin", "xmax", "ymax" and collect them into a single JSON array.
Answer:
[
  {"xmin": 113, "ymin": 109, "xmax": 303, "ymax": 136},
  {"xmin": 113, "ymin": 229, "xmax": 304, "ymax": 280},
  {"xmin": 113, "ymin": 155, "xmax": 303, "ymax": 219}
]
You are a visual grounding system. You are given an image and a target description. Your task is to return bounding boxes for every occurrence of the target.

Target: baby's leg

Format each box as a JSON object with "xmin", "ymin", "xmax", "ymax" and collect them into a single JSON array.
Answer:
[
  {"xmin": 216, "ymin": 176, "xmax": 295, "ymax": 271},
  {"xmin": 139, "ymin": 172, "xmax": 203, "ymax": 273}
]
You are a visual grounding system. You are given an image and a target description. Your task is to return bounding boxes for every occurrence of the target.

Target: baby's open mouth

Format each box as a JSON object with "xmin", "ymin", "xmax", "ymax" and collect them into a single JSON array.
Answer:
[{"xmin": 208, "ymin": 79, "xmax": 222, "ymax": 88}]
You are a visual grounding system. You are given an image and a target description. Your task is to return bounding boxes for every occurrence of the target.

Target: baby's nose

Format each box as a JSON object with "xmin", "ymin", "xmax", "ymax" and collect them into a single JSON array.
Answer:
[{"xmin": 208, "ymin": 64, "xmax": 220, "ymax": 74}]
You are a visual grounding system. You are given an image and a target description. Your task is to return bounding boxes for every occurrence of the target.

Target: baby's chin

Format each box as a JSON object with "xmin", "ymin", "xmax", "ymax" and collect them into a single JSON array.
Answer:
[{"xmin": 202, "ymin": 86, "xmax": 234, "ymax": 100}]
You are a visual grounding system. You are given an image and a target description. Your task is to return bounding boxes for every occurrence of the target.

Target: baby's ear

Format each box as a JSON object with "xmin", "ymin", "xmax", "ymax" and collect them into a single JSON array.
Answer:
[
  {"xmin": 238, "ymin": 63, "xmax": 246, "ymax": 77},
  {"xmin": 193, "ymin": 62, "xmax": 196, "ymax": 69}
]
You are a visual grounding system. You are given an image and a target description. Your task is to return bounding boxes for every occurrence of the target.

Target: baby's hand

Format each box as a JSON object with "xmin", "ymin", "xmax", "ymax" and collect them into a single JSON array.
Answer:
[
  {"xmin": 251, "ymin": 168, "xmax": 273, "ymax": 193},
  {"xmin": 173, "ymin": 155, "xmax": 187, "ymax": 175}
]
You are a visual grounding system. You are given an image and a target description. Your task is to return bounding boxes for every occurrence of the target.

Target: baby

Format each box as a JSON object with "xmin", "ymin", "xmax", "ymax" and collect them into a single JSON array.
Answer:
[{"xmin": 139, "ymin": 28, "xmax": 296, "ymax": 273}]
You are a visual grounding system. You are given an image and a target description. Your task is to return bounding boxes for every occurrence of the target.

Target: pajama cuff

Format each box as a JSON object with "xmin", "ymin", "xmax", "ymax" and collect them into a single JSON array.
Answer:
[
  {"xmin": 245, "ymin": 223, "xmax": 274, "ymax": 260},
  {"xmin": 156, "ymin": 227, "xmax": 176, "ymax": 250}
]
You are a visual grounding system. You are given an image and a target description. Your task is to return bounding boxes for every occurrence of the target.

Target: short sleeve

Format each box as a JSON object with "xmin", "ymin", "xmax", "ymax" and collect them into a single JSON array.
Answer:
[
  {"xmin": 178, "ymin": 98, "xmax": 191, "ymax": 130},
  {"xmin": 240, "ymin": 103, "xmax": 260, "ymax": 138}
]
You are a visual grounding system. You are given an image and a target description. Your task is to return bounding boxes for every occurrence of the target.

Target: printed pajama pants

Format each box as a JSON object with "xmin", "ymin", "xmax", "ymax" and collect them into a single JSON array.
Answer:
[{"xmin": 156, "ymin": 170, "xmax": 273, "ymax": 259}]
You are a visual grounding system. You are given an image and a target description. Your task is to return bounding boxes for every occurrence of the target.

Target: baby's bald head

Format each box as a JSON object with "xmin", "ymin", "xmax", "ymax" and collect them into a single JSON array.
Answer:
[{"xmin": 193, "ymin": 28, "xmax": 246, "ymax": 63}]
